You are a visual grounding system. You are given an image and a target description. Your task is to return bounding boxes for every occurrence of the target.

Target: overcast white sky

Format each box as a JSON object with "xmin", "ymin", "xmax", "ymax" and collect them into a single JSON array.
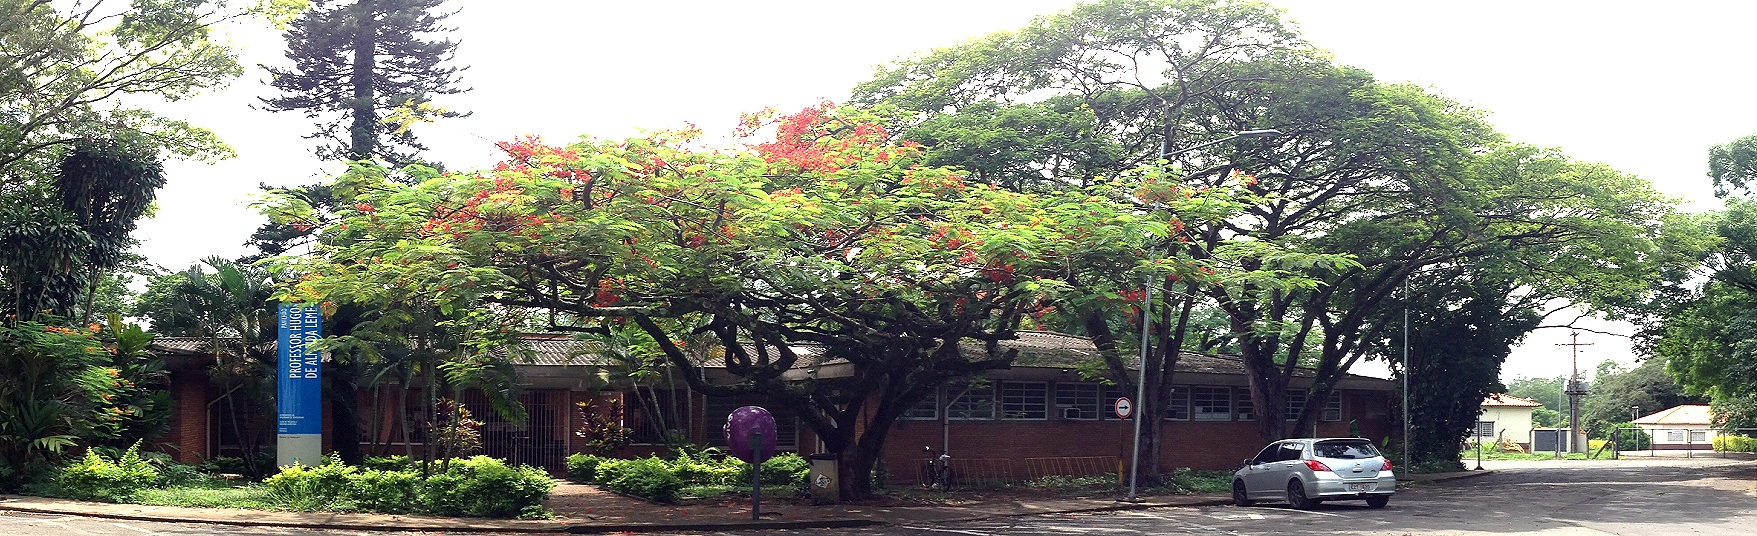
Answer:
[{"xmin": 129, "ymin": 0, "xmax": 1757, "ymax": 383}]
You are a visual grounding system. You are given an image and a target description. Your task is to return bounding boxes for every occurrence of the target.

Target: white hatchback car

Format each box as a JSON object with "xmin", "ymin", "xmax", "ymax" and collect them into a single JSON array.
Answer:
[{"xmin": 1231, "ymin": 438, "xmax": 1395, "ymax": 509}]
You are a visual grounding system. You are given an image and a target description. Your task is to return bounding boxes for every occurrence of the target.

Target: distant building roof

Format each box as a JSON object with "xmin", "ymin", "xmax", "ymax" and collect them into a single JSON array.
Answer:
[
  {"xmin": 150, "ymin": 331, "xmax": 1390, "ymax": 387},
  {"xmin": 1633, "ymin": 404, "xmax": 1714, "ymax": 426},
  {"xmin": 1482, "ymin": 394, "xmax": 1543, "ymax": 408}
]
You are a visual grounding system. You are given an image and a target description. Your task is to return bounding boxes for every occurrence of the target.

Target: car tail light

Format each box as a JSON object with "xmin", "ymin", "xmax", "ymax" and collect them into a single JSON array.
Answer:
[
  {"xmin": 1303, "ymin": 460, "xmax": 1332, "ymax": 472},
  {"xmin": 1381, "ymin": 459, "xmax": 1394, "ymax": 471}
]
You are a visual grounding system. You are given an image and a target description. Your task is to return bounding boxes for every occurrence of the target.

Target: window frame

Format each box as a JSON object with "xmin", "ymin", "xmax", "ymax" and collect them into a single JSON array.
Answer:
[
  {"xmin": 1054, "ymin": 382, "xmax": 1101, "ymax": 421},
  {"xmin": 1236, "ymin": 388, "xmax": 1255, "ymax": 421},
  {"xmin": 1476, "ymin": 421, "xmax": 1495, "ymax": 438},
  {"xmin": 1321, "ymin": 391, "xmax": 1343, "ymax": 422},
  {"xmin": 1285, "ymin": 388, "xmax": 1308, "ymax": 421},
  {"xmin": 1165, "ymin": 385, "xmax": 1190, "ymax": 421},
  {"xmin": 945, "ymin": 382, "xmax": 996, "ymax": 421},
  {"xmin": 1191, "ymin": 385, "xmax": 1233, "ymax": 421},
  {"xmin": 1000, "ymin": 381, "xmax": 1049, "ymax": 420},
  {"xmin": 902, "ymin": 389, "xmax": 938, "ymax": 420}
]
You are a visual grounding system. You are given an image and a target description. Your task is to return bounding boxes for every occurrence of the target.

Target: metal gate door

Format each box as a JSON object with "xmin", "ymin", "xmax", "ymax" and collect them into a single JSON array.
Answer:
[{"xmin": 462, "ymin": 390, "xmax": 565, "ymax": 473}]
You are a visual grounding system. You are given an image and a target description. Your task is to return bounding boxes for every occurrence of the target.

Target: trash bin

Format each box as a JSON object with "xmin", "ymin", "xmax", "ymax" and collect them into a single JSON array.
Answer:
[{"xmin": 807, "ymin": 453, "xmax": 839, "ymax": 504}]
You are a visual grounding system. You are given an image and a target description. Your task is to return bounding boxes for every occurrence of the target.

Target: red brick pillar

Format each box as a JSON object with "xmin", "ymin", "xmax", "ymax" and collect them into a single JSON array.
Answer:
[{"xmin": 170, "ymin": 366, "xmax": 209, "ymax": 464}]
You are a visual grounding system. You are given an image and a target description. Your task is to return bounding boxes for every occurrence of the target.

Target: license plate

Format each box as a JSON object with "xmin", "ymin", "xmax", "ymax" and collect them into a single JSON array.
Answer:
[{"xmin": 1348, "ymin": 483, "xmax": 1372, "ymax": 492}]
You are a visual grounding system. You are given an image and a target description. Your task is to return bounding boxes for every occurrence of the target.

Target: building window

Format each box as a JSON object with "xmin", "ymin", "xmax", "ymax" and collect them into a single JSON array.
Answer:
[
  {"xmin": 1001, "ymin": 381, "xmax": 1048, "ymax": 420},
  {"xmin": 1055, "ymin": 382, "xmax": 1100, "ymax": 420},
  {"xmin": 1667, "ymin": 430, "xmax": 1685, "ymax": 442},
  {"xmin": 1236, "ymin": 389, "xmax": 1255, "ymax": 421},
  {"xmin": 1690, "ymin": 431, "xmax": 1707, "ymax": 442},
  {"xmin": 1101, "ymin": 384, "xmax": 1130, "ymax": 420},
  {"xmin": 1476, "ymin": 421, "xmax": 1495, "ymax": 438},
  {"xmin": 1322, "ymin": 391, "xmax": 1343, "ymax": 422},
  {"xmin": 946, "ymin": 383, "xmax": 995, "ymax": 420},
  {"xmin": 1285, "ymin": 389, "xmax": 1307, "ymax": 421},
  {"xmin": 705, "ymin": 393, "xmax": 797, "ymax": 449},
  {"xmin": 903, "ymin": 389, "xmax": 938, "ymax": 420},
  {"xmin": 1166, "ymin": 386, "xmax": 1190, "ymax": 421},
  {"xmin": 1192, "ymin": 386, "xmax": 1232, "ymax": 421}
]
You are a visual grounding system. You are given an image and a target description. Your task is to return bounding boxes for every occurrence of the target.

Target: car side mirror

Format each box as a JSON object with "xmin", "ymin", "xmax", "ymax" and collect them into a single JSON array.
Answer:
[{"xmin": 1242, "ymin": 458, "xmax": 1255, "ymax": 468}]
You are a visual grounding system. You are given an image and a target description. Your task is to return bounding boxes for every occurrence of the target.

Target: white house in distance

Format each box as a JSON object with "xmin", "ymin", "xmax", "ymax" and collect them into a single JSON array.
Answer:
[
  {"xmin": 1633, "ymin": 405, "xmax": 1723, "ymax": 450},
  {"xmin": 1479, "ymin": 394, "xmax": 1542, "ymax": 450}
]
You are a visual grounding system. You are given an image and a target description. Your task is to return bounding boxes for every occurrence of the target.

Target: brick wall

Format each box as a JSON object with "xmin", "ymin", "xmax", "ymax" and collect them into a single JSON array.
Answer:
[{"xmin": 165, "ymin": 364, "xmax": 209, "ymax": 464}]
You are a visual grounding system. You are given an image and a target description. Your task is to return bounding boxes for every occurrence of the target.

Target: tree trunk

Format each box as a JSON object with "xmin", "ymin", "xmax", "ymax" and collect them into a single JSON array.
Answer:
[{"xmin": 348, "ymin": 0, "xmax": 377, "ymax": 160}]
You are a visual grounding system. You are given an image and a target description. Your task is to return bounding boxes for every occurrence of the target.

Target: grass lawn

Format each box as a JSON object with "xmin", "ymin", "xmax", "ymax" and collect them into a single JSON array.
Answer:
[{"xmin": 132, "ymin": 481, "xmax": 277, "ymax": 509}]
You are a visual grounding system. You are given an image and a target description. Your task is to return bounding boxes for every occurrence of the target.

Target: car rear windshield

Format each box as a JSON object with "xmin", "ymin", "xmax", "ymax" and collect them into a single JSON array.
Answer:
[{"xmin": 1313, "ymin": 440, "xmax": 1380, "ymax": 459}]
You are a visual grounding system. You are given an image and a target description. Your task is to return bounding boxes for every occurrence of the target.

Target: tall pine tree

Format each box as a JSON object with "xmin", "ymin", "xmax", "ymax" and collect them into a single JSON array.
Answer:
[
  {"xmin": 260, "ymin": 0, "xmax": 467, "ymax": 165},
  {"xmin": 256, "ymin": 0, "xmax": 468, "ymax": 465}
]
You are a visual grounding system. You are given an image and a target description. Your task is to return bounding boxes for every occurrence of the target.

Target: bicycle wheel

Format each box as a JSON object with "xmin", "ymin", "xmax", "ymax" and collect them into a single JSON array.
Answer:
[
  {"xmin": 920, "ymin": 462, "xmax": 935, "ymax": 487},
  {"xmin": 939, "ymin": 466, "xmax": 955, "ymax": 491}
]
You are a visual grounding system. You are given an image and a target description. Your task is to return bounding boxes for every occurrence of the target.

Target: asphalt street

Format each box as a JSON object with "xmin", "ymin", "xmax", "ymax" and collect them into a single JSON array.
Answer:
[
  {"xmin": 2, "ymin": 455, "xmax": 1752, "ymax": 536},
  {"xmin": 724, "ymin": 456, "xmax": 1757, "ymax": 536}
]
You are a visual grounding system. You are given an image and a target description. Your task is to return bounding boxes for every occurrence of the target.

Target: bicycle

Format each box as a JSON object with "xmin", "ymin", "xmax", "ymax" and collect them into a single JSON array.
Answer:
[{"xmin": 920, "ymin": 445, "xmax": 954, "ymax": 491}]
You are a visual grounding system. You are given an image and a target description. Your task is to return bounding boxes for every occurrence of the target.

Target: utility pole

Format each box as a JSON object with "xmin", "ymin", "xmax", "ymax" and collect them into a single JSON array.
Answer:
[{"xmin": 1555, "ymin": 332, "xmax": 1593, "ymax": 454}]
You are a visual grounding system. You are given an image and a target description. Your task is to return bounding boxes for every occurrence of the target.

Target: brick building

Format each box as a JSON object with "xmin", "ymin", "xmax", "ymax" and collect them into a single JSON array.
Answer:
[{"xmin": 149, "ymin": 331, "xmax": 1398, "ymax": 476}]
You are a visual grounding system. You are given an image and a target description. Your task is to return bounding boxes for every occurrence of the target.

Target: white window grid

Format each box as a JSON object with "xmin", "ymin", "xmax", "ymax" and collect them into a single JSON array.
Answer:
[
  {"xmin": 1166, "ymin": 386, "xmax": 1190, "ymax": 421},
  {"xmin": 946, "ymin": 383, "xmax": 995, "ymax": 420},
  {"xmin": 1001, "ymin": 381, "xmax": 1048, "ymax": 420},
  {"xmin": 902, "ymin": 389, "xmax": 938, "ymax": 420},
  {"xmin": 1476, "ymin": 421, "xmax": 1495, "ymax": 437},
  {"xmin": 1101, "ymin": 384, "xmax": 1130, "ymax": 420},
  {"xmin": 1192, "ymin": 386, "xmax": 1232, "ymax": 421},
  {"xmin": 1055, "ymin": 382, "xmax": 1100, "ymax": 420},
  {"xmin": 1322, "ymin": 391, "xmax": 1343, "ymax": 422},
  {"xmin": 1236, "ymin": 389, "xmax": 1255, "ymax": 421},
  {"xmin": 1285, "ymin": 389, "xmax": 1307, "ymax": 421}
]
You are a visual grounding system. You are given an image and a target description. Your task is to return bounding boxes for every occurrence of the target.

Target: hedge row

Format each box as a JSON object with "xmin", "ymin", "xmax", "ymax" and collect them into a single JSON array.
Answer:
[
  {"xmin": 565, "ymin": 451, "xmax": 809, "ymax": 503},
  {"xmin": 264, "ymin": 455, "xmax": 554, "ymax": 518},
  {"xmin": 1713, "ymin": 435, "xmax": 1757, "ymax": 453}
]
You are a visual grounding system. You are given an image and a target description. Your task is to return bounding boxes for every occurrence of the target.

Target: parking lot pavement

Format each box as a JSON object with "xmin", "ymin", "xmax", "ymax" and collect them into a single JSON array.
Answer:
[{"xmin": 697, "ymin": 456, "xmax": 1757, "ymax": 536}]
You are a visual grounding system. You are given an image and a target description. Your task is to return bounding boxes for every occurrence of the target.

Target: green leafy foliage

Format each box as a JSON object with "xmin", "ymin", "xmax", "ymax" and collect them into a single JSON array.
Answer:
[
  {"xmin": 594, "ymin": 457, "xmax": 684, "ymax": 503},
  {"xmin": 564, "ymin": 453, "xmax": 603, "ymax": 482},
  {"xmin": 418, "ymin": 456, "xmax": 553, "ymax": 519},
  {"xmin": 348, "ymin": 468, "xmax": 422, "ymax": 514},
  {"xmin": 55, "ymin": 441, "xmax": 159, "ymax": 502},
  {"xmin": 263, "ymin": 456, "xmax": 358, "ymax": 511},
  {"xmin": 1713, "ymin": 434, "xmax": 1757, "ymax": 453}
]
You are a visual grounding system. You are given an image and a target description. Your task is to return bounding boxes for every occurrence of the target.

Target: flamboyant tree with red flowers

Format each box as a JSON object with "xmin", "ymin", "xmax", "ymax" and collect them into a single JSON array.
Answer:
[{"xmin": 260, "ymin": 102, "xmax": 1284, "ymax": 496}]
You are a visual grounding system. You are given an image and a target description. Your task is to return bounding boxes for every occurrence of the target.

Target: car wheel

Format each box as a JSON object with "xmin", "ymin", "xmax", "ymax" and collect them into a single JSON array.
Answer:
[
  {"xmin": 1286, "ymin": 480, "xmax": 1317, "ymax": 510},
  {"xmin": 1232, "ymin": 480, "xmax": 1253, "ymax": 507},
  {"xmin": 1366, "ymin": 495, "xmax": 1389, "ymax": 509}
]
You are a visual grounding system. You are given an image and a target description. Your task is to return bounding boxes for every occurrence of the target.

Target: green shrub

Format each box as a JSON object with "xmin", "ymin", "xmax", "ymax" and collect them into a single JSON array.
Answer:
[
  {"xmin": 57, "ymin": 442, "xmax": 159, "ymax": 502},
  {"xmin": 738, "ymin": 453, "xmax": 809, "ymax": 487},
  {"xmin": 670, "ymin": 451, "xmax": 742, "ymax": 486},
  {"xmin": 1714, "ymin": 434, "xmax": 1757, "ymax": 453},
  {"xmin": 349, "ymin": 469, "xmax": 422, "ymax": 514},
  {"xmin": 564, "ymin": 453, "xmax": 603, "ymax": 482},
  {"xmin": 361, "ymin": 455, "xmax": 416, "ymax": 472},
  {"xmin": 419, "ymin": 456, "xmax": 553, "ymax": 519},
  {"xmin": 262, "ymin": 456, "xmax": 357, "ymax": 511},
  {"xmin": 596, "ymin": 457, "xmax": 683, "ymax": 503},
  {"xmin": 155, "ymin": 463, "xmax": 210, "ymax": 487}
]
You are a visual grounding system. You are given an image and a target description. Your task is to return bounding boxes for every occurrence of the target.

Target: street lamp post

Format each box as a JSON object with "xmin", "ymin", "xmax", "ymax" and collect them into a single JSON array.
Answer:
[{"xmin": 1125, "ymin": 128, "xmax": 1281, "ymax": 503}]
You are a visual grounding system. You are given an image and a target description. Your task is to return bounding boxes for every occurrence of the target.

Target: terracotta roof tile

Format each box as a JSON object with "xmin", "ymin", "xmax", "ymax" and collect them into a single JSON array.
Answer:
[
  {"xmin": 1482, "ymin": 394, "xmax": 1544, "ymax": 407},
  {"xmin": 1633, "ymin": 404, "xmax": 1714, "ymax": 425}
]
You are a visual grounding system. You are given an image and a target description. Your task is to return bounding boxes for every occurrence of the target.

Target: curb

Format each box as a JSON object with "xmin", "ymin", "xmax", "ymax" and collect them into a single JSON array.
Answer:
[
  {"xmin": 0, "ymin": 495, "xmax": 1235, "ymax": 534},
  {"xmin": 1399, "ymin": 470, "xmax": 1495, "ymax": 484}
]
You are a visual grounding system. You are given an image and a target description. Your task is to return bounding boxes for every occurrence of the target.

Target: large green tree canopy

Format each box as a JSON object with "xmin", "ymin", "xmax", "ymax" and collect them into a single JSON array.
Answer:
[
  {"xmin": 852, "ymin": 0, "xmax": 1692, "ymax": 446},
  {"xmin": 256, "ymin": 102, "xmax": 1286, "ymax": 496}
]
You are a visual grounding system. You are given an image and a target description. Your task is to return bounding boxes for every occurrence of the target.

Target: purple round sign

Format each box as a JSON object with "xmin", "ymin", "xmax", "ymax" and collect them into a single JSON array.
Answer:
[{"xmin": 724, "ymin": 406, "xmax": 777, "ymax": 463}]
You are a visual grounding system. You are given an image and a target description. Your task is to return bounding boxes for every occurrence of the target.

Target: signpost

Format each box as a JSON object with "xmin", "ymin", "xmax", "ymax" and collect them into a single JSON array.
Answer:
[
  {"xmin": 725, "ymin": 406, "xmax": 777, "ymax": 520},
  {"xmin": 277, "ymin": 303, "xmax": 323, "ymax": 467}
]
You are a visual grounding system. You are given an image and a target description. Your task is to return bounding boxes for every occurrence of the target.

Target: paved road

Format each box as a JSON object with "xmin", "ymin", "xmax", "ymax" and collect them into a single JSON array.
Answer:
[
  {"xmin": 720, "ymin": 456, "xmax": 1757, "ymax": 536},
  {"xmin": 5, "ymin": 456, "xmax": 1752, "ymax": 535}
]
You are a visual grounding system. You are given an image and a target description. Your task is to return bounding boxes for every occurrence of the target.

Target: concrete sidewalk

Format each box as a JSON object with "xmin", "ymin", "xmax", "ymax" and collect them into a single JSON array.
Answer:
[{"xmin": 0, "ymin": 471, "xmax": 1490, "ymax": 533}]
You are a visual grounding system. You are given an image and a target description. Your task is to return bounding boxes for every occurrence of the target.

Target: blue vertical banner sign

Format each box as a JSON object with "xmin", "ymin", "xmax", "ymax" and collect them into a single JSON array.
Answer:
[{"xmin": 277, "ymin": 303, "xmax": 323, "ymax": 466}]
